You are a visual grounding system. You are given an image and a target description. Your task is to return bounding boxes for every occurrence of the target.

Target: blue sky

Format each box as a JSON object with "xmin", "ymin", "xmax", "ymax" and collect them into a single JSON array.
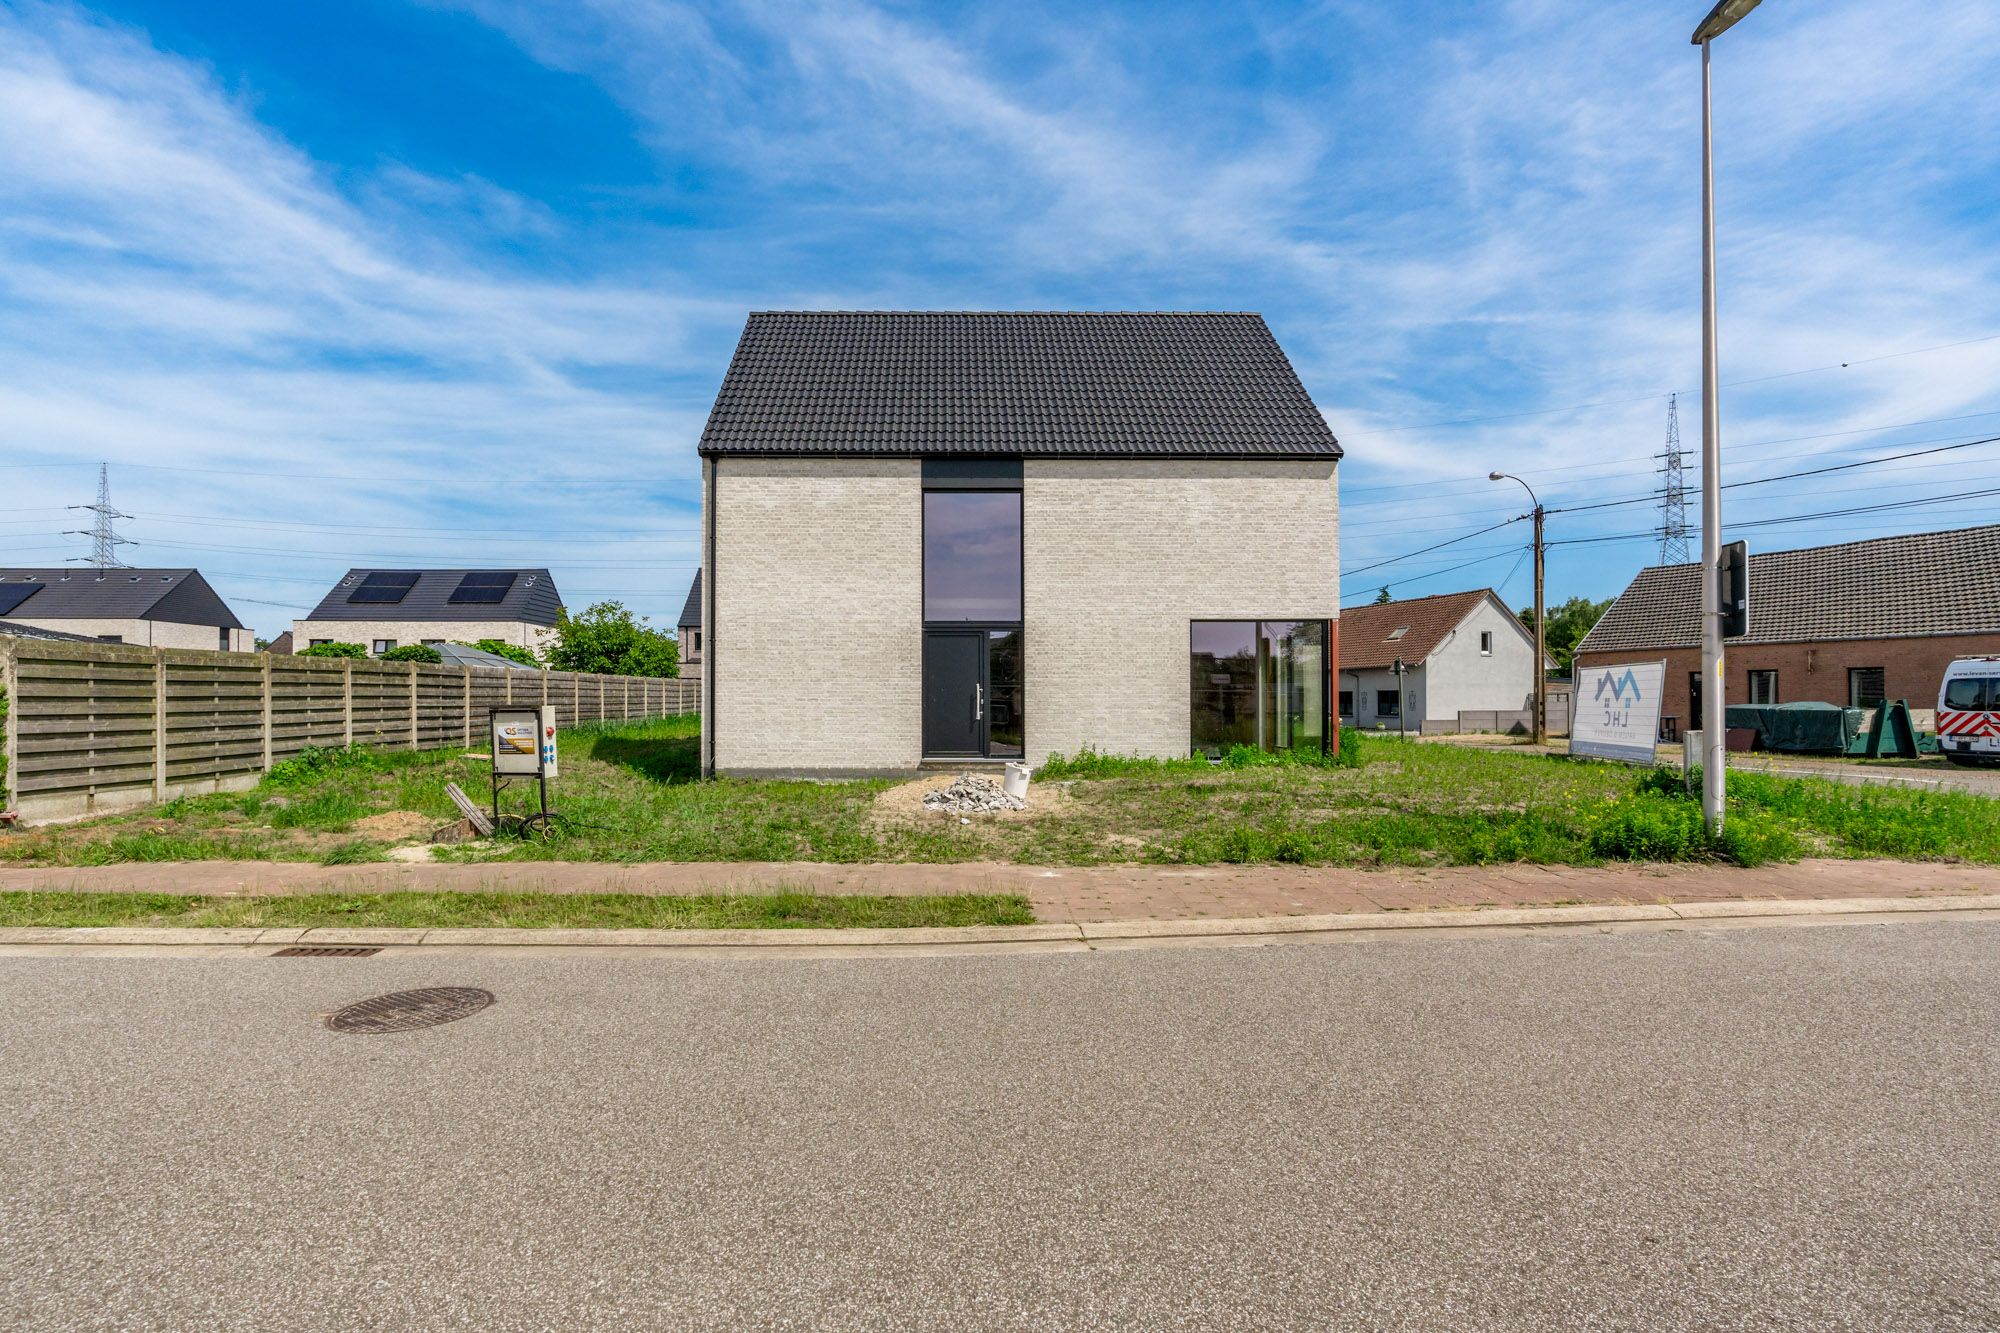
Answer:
[{"xmin": 4, "ymin": 0, "xmax": 1999, "ymax": 639}]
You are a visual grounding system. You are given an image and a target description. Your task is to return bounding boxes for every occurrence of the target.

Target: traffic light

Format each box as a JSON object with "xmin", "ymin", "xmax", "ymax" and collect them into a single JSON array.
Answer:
[{"xmin": 1717, "ymin": 540, "xmax": 1748, "ymax": 639}]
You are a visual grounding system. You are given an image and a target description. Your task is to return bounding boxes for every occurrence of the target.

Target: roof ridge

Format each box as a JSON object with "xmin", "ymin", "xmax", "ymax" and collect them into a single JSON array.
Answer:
[{"xmin": 1631, "ymin": 520, "xmax": 2000, "ymax": 573}]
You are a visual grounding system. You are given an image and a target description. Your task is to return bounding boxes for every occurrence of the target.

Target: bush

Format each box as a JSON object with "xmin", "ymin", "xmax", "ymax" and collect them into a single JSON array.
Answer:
[
  {"xmin": 1037, "ymin": 733, "xmax": 1365, "ymax": 780},
  {"xmin": 547, "ymin": 601, "xmax": 678, "ymax": 678},
  {"xmin": 379, "ymin": 644, "xmax": 442, "ymax": 664},
  {"xmin": 299, "ymin": 642, "xmax": 367, "ymax": 660},
  {"xmin": 463, "ymin": 639, "xmax": 540, "ymax": 668},
  {"xmin": 1586, "ymin": 795, "xmax": 1710, "ymax": 861},
  {"xmin": 265, "ymin": 745, "xmax": 379, "ymax": 787}
]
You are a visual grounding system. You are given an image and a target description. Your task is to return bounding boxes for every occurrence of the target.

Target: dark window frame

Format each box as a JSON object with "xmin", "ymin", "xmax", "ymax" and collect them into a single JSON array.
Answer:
[
  {"xmin": 1848, "ymin": 666, "xmax": 1886, "ymax": 710},
  {"xmin": 1747, "ymin": 668, "xmax": 1778, "ymax": 705},
  {"xmin": 922, "ymin": 465, "xmax": 1025, "ymax": 760},
  {"xmin": 1188, "ymin": 618, "xmax": 1333, "ymax": 758}
]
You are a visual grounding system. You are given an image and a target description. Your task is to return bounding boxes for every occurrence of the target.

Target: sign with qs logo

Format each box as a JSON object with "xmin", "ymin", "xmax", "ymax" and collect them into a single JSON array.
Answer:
[{"xmin": 1570, "ymin": 660, "xmax": 1667, "ymax": 765}]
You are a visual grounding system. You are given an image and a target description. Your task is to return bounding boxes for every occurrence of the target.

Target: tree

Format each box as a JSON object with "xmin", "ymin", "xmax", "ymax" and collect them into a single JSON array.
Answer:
[
  {"xmin": 381, "ymin": 643, "xmax": 442, "ymax": 664},
  {"xmin": 299, "ymin": 641, "xmax": 367, "ymax": 660},
  {"xmin": 461, "ymin": 639, "xmax": 540, "ymax": 668},
  {"xmin": 1518, "ymin": 596, "xmax": 1613, "ymax": 676},
  {"xmin": 546, "ymin": 601, "xmax": 679, "ymax": 678},
  {"xmin": 1373, "ymin": 587, "xmax": 1392, "ymax": 605},
  {"xmin": 253, "ymin": 636, "xmax": 272, "ymax": 652}
]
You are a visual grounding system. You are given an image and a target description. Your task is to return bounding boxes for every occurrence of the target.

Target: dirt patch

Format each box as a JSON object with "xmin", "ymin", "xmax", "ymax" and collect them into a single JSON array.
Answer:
[
  {"xmin": 352, "ymin": 810, "xmax": 440, "ymax": 841},
  {"xmin": 870, "ymin": 773, "xmax": 1079, "ymax": 828}
]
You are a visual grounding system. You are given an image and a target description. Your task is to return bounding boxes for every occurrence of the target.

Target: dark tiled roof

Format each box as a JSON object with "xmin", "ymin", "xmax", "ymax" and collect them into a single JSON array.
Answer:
[
  {"xmin": 0, "ymin": 567, "xmax": 243, "ymax": 628},
  {"xmin": 265, "ymin": 631, "xmax": 294, "ymax": 655},
  {"xmin": 0, "ymin": 618, "xmax": 97, "ymax": 642},
  {"xmin": 303, "ymin": 569, "xmax": 563, "ymax": 625},
  {"xmin": 1576, "ymin": 523, "xmax": 2000, "ymax": 653},
  {"xmin": 1338, "ymin": 589, "xmax": 1494, "ymax": 672},
  {"xmin": 677, "ymin": 570, "xmax": 702, "ymax": 631},
  {"xmin": 697, "ymin": 311, "xmax": 1342, "ymax": 459}
]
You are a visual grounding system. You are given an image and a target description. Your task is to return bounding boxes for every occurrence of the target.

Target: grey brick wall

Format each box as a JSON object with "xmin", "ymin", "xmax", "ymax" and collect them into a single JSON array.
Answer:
[
  {"xmin": 709, "ymin": 456, "xmax": 923, "ymax": 774},
  {"xmin": 1022, "ymin": 458, "xmax": 1339, "ymax": 763}
]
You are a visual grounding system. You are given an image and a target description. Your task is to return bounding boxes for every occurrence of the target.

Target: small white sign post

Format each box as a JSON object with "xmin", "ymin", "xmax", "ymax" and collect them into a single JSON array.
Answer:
[{"xmin": 1569, "ymin": 660, "xmax": 1667, "ymax": 765}]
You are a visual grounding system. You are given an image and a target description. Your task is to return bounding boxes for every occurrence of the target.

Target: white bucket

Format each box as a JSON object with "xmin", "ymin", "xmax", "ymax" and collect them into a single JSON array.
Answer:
[{"xmin": 1002, "ymin": 762, "xmax": 1030, "ymax": 801}]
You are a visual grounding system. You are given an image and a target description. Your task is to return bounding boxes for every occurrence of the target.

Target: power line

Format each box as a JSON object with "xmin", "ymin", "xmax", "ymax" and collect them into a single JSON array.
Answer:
[
  {"xmin": 1546, "ymin": 487, "xmax": 2000, "ymax": 549},
  {"xmin": 1339, "ymin": 516, "xmax": 1523, "ymax": 580}
]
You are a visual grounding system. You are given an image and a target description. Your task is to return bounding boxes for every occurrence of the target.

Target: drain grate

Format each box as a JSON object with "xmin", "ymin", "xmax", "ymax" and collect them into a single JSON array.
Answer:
[
  {"xmin": 326, "ymin": 987, "xmax": 495, "ymax": 1035},
  {"xmin": 274, "ymin": 946, "xmax": 382, "ymax": 958}
]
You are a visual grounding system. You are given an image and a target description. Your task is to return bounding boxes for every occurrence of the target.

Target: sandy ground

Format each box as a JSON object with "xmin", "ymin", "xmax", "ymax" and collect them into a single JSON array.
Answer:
[{"xmin": 867, "ymin": 773, "xmax": 1080, "ymax": 828}]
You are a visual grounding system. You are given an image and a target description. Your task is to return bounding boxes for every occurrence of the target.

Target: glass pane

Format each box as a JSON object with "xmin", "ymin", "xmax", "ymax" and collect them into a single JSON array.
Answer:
[
  {"xmin": 1261, "ymin": 621, "xmax": 1326, "ymax": 754},
  {"xmin": 1191, "ymin": 622, "xmax": 1257, "ymax": 758},
  {"xmin": 924, "ymin": 491, "xmax": 1022, "ymax": 621},
  {"xmin": 1943, "ymin": 677, "xmax": 1986, "ymax": 710},
  {"xmin": 987, "ymin": 630, "xmax": 1023, "ymax": 758}
]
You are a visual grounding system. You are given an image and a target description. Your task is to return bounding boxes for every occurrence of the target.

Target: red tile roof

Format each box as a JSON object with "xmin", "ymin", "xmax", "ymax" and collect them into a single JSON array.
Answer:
[{"xmin": 1338, "ymin": 589, "xmax": 1494, "ymax": 671}]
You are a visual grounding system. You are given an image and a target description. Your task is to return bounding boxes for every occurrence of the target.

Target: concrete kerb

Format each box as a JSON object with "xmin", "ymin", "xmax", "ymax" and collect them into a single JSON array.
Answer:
[{"xmin": 2, "ymin": 895, "xmax": 1995, "ymax": 955}]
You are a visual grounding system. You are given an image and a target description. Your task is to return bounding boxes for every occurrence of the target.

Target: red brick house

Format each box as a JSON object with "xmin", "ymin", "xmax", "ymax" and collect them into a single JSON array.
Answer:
[{"xmin": 1573, "ymin": 523, "xmax": 2000, "ymax": 735}]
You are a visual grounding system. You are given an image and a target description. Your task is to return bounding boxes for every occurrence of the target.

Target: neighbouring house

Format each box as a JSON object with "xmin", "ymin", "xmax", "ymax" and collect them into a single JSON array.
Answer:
[
  {"xmin": 0, "ymin": 619, "xmax": 97, "ymax": 643},
  {"xmin": 694, "ymin": 310, "xmax": 1341, "ymax": 777},
  {"xmin": 291, "ymin": 568, "xmax": 563, "ymax": 657},
  {"xmin": 1335, "ymin": 589, "xmax": 1547, "ymax": 734},
  {"xmin": 0, "ymin": 568, "xmax": 252, "ymax": 651},
  {"xmin": 1573, "ymin": 523, "xmax": 2000, "ymax": 735},
  {"xmin": 263, "ymin": 631, "xmax": 294, "ymax": 655},
  {"xmin": 676, "ymin": 570, "xmax": 702, "ymax": 669}
]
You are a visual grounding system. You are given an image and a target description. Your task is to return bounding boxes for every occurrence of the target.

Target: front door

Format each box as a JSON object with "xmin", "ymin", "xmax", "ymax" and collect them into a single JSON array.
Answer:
[{"xmin": 923, "ymin": 631, "xmax": 984, "ymax": 757}]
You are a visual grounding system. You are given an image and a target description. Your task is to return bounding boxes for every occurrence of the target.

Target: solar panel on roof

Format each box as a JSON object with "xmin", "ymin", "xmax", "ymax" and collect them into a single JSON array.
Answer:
[
  {"xmin": 347, "ymin": 571, "xmax": 421, "ymax": 605},
  {"xmin": 448, "ymin": 572, "xmax": 517, "ymax": 604},
  {"xmin": 0, "ymin": 583, "xmax": 43, "ymax": 616}
]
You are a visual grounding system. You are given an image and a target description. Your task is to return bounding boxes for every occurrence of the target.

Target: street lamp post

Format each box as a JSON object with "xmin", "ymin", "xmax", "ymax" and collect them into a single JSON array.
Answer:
[
  {"xmin": 1692, "ymin": 0, "xmax": 1759, "ymax": 832},
  {"xmin": 1489, "ymin": 472, "xmax": 1545, "ymax": 746}
]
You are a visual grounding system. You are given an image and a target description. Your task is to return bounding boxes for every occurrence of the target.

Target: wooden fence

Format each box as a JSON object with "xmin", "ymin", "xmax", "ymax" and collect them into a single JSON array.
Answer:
[{"xmin": 0, "ymin": 640, "xmax": 699, "ymax": 823}]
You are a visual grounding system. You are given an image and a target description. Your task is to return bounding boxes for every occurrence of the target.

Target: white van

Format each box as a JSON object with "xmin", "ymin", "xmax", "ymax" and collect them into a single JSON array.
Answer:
[{"xmin": 1938, "ymin": 656, "xmax": 2000, "ymax": 766}]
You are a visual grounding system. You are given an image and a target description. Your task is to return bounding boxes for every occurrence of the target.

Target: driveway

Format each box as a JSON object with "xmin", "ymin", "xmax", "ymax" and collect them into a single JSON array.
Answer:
[{"xmin": 3, "ymin": 918, "xmax": 1995, "ymax": 1329}]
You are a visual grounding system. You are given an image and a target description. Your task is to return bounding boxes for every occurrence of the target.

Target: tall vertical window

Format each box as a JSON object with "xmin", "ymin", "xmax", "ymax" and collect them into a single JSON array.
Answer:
[
  {"xmin": 1190, "ymin": 620, "xmax": 1329, "ymax": 758},
  {"xmin": 923, "ymin": 492, "xmax": 1022, "ymax": 621},
  {"xmin": 1848, "ymin": 667, "xmax": 1886, "ymax": 709},
  {"xmin": 1747, "ymin": 669, "xmax": 1778, "ymax": 705}
]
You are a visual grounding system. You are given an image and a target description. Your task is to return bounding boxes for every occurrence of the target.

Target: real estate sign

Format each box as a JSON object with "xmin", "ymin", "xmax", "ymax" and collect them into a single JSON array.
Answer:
[{"xmin": 1570, "ymin": 660, "xmax": 1666, "ymax": 765}]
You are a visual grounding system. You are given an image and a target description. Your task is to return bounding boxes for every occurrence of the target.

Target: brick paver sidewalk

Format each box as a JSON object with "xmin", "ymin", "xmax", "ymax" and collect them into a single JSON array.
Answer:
[{"xmin": 0, "ymin": 858, "xmax": 1991, "ymax": 923}]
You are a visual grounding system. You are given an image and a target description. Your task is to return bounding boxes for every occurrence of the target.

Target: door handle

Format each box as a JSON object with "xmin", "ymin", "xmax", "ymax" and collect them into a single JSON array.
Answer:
[{"xmin": 975, "ymin": 682, "xmax": 984, "ymax": 720}]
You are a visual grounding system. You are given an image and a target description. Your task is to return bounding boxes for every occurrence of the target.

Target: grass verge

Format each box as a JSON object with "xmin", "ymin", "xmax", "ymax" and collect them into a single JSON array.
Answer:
[{"xmin": 0, "ymin": 890, "xmax": 1036, "ymax": 930}]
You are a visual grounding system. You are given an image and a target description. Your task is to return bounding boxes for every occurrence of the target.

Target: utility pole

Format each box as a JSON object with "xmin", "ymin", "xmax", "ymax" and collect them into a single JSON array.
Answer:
[
  {"xmin": 65, "ymin": 463, "xmax": 136, "ymax": 574},
  {"xmin": 1489, "ymin": 472, "xmax": 1546, "ymax": 745},
  {"xmin": 1692, "ymin": 0, "xmax": 1759, "ymax": 833}
]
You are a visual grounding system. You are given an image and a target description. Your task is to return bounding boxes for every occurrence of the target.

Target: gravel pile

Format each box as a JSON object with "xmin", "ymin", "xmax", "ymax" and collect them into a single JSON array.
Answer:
[{"xmin": 921, "ymin": 774, "xmax": 1025, "ymax": 814}]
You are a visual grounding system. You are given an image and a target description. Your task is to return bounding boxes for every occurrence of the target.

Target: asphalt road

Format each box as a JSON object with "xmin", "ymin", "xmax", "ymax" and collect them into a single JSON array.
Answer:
[{"xmin": 4, "ymin": 921, "xmax": 1997, "ymax": 1330}]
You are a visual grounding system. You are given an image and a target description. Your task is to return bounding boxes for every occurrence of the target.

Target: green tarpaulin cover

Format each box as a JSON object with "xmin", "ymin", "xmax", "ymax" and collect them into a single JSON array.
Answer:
[{"xmin": 1723, "ymin": 702, "xmax": 1865, "ymax": 754}]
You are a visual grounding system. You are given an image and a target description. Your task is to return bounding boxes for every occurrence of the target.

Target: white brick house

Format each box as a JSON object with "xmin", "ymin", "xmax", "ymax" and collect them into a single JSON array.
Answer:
[
  {"xmin": 292, "ymin": 569, "xmax": 562, "ymax": 656},
  {"xmin": 0, "ymin": 567, "xmax": 251, "ymax": 651},
  {"xmin": 1335, "ymin": 589, "xmax": 1545, "ymax": 733},
  {"xmin": 695, "ymin": 311, "xmax": 1342, "ymax": 777}
]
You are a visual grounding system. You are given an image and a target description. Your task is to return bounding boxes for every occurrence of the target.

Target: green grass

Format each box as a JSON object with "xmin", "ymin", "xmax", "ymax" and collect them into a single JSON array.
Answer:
[
  {"xmin": 1, "ymin": 714, "xmax": 1995, "ymax": 871},
  {"xmin": 0, "ymin": 890, "xmax": 1036, "ymax": 930}
]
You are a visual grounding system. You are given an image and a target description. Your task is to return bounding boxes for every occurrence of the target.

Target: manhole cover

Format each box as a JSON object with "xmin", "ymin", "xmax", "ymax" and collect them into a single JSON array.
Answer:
[{"xmin": 326, "ymin": 987, "xmax": 495, "ymax": 1034}]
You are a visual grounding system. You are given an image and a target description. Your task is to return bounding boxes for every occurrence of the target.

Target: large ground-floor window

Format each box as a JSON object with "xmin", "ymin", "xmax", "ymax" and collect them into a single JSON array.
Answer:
[{"xmin": 1190, "ymin": 620, "xmax": 1328, "ymax": 759}]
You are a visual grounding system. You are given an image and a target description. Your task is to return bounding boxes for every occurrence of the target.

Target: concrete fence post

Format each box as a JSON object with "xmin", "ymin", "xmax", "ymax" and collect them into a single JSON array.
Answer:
[
  {"xmin": 462, "ymin": 666, "xmax": 473, "ymax": 748},
  {"xmin": 262, "ymin": 653, "xmax": 274, "ymax": 773},
  {"xmin": 341, "ymin": 659, "xmax": 354, "ymax": 748},
  {"xmin": 153, "ymin": 648, "xmax": 168, "ymax": 801},
  {"xmin": 1, "ymin": 644, "xmax": 18, "ymax": 811},
  {"xmin": 408, "ymin": 663, "xmax": 420, "ymax": 751}
]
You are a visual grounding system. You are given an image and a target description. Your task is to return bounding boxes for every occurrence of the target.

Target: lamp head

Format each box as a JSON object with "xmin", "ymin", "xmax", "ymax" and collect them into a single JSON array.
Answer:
[
  {"xmin": 1692, "ymin": 0, "xmax": 1761, "ymax": 45},
  {"xmin": 1488, "ymin": 471, "xmax": 1505, "ymax": 482}
]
